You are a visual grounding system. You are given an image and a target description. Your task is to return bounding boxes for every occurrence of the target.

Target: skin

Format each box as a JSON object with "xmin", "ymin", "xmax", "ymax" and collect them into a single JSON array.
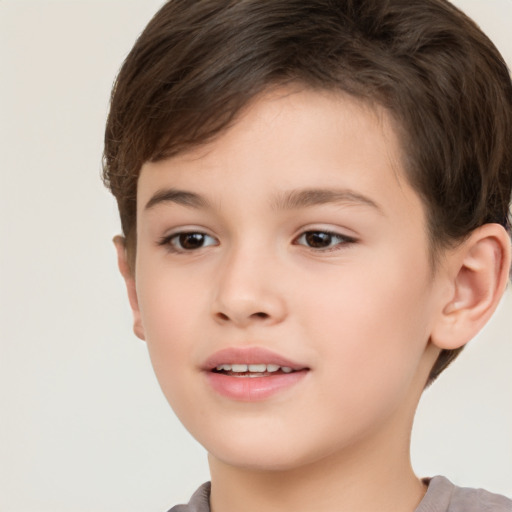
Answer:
[{"xmin": 116, "ymin": 88, "xmax": 511, "ymax": 512}]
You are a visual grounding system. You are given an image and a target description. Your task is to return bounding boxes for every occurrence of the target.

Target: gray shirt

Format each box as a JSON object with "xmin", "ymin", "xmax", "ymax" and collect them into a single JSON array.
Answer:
[{"xmin": 168, "ymin": 476, "xmax": 512, "ymax": 511}]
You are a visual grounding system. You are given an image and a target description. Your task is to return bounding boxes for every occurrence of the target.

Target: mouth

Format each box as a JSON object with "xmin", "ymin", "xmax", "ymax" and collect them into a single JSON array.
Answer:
[
  {"xmin": 212, "ymin": 363, "xmax": 298, "ymax": 378},
  {"xmin": 203, "ymin": 347, "xmax": 309, "ymax": 401}
]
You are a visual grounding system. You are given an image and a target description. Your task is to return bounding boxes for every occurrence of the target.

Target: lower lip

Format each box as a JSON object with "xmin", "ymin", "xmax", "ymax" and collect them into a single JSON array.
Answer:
[{"xmin": 205, "ymin": 371, "xmax": 308, "ymax": 401}]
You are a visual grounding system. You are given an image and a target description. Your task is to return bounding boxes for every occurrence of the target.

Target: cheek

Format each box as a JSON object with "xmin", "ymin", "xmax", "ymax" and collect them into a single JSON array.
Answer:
[
  {"xmin": 299, "ymin": 258, "xmax": 433, "ymax": 411},
  {"xmin": 135, "ymin": 266, "xmax": 208, "ymax": 400},
  {"xmin": 139, "ymin": 279, "xmax": 191, "ymax": 342},
  {"xmin": 137, "ymin": 253, "xmax": 211, "ymax": 336}
]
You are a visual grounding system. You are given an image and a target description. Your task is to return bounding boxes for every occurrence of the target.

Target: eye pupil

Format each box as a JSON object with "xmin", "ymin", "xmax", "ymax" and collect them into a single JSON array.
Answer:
[
  {"xmin": 179, "ymin": 233, "xmax": 205, "ymax": 249},
  {"xmin": 305, "ymin": 231, "xmax": 332, "ymax": 248}
]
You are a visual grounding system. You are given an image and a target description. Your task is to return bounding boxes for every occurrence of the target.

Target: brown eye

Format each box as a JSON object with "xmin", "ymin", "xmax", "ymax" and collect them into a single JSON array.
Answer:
[
  {"xmin": 162, "ymin": 232, "xmax": 218, "ymax": 252},
  {"xmin": 295, "ymin": 230, "xmax": 356, "ymax": 250},
  {"xmin": 304, "ymin": 231, "xmax": 333, "ymax": 248},
  {"xmin": 179, "ymin": 233, "xmax": 207, "ymax": 249}
]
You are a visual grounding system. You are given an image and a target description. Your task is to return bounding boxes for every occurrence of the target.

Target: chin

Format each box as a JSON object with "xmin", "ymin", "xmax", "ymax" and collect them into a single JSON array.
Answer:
[
  {"xmin": 211, "ymin": 448, "xmax": 315, "ymax": 472},
  {"xmin": 202, "ymin": 429, "xmax": 334, "ymax": 473}
]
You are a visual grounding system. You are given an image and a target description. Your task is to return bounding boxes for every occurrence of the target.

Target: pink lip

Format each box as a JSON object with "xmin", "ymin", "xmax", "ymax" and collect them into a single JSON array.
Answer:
[
  {"xmin": 202, "ymin": 347, "xmax": 306, "ymax": 371},
  {"xmin": 202, "ymin": 347, "xmax": 309, "ymax": 402}
]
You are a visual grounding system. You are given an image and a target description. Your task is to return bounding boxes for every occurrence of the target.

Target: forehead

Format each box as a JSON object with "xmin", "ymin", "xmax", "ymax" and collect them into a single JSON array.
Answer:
[{"xmin": 137, "ymin": 87, "xmax": 424, "ymax": 225}]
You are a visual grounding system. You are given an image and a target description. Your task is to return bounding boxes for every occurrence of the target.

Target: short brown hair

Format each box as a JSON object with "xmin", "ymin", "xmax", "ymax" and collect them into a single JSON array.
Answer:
[{"xmin": 103, "ymin": 0, "xmax": 512, "ymax": 383}]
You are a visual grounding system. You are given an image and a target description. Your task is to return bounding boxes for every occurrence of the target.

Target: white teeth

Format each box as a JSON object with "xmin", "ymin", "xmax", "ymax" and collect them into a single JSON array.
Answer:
[
  {"xmin": 248, "ymin": 364, "xmax": 266, "ymax": 373},
  {"xmin": 215, "ymin": 363, "xmax": 295, "ymax": 373}
]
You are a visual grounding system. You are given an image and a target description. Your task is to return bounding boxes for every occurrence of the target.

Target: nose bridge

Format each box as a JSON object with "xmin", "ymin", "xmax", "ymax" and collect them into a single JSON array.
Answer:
[{"xmin": 212, "ymin": 239, "xmax": 286, "ymax": 326}]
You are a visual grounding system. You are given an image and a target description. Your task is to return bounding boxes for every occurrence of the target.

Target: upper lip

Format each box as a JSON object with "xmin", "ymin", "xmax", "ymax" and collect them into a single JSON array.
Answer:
[{"xmin": 202, "ymin": 347, "xmax": 308, "ymax": 371}]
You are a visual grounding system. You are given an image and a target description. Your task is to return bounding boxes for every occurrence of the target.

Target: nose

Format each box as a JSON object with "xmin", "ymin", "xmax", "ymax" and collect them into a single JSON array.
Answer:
[{"xmin": 211, "ymin": 249, "xmax": 287, "ymax": 328}]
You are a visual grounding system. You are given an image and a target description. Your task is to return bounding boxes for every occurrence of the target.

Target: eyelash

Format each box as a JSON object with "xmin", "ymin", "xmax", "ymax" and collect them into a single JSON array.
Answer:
[
  {"xmin": 293, "ymin": 230, "xmax": 357, "ymax": 252},
  {"xmin": 158, "ymin": 232, "xmax": 218, "ymax": 253},
  {"xmin": 158, "ymin": 229, "xmax": 357, "ymax": 253}
]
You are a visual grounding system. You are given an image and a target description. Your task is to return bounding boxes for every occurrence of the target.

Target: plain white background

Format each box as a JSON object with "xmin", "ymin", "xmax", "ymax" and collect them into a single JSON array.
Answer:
[{"xmin": 0, "ymin": 1, "xmax": 511, "ymax": 511}]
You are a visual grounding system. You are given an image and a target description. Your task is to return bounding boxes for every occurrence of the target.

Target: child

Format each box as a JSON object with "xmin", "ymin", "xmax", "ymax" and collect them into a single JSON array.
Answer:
[{"xmin": 103, "ymin": 1, "xmax": 512, "ymax": 510}]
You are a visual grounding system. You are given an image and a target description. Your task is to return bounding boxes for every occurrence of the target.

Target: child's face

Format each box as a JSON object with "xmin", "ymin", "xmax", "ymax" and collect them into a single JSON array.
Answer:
[{"xmin": 130, "ymin": 88, "xmax": 444, "ymax": 471}]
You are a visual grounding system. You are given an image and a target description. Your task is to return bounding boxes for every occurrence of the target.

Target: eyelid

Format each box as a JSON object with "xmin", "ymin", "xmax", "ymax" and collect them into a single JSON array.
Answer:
[
  {"xmin": 157, "ymin": 227, "xmax": 219, "ymax": 253},
  {"xmin": 293, "ymin": 227, "xmax": 358, "ymax": 251},
  {"xmin": 293, "ymin": 224, "xmax": 358, "ymax": 240}
]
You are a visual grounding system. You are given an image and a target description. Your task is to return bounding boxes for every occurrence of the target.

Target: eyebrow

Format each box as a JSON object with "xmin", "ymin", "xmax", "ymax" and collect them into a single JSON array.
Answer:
[
  {"xmin": 271, "ymin": 188, "xmax": 384, "ymax": 214},
  {"xmin": 144, "ymin": 186, "xmax": 383, "ymax": 215},
  {"xmin": 144, "ymin": 188, "xmax": 211, "ymax": 211}
]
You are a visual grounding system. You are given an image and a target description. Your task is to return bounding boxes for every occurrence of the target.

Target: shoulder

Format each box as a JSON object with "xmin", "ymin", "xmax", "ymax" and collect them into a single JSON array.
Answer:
[
  {"xmin": 167, "ymin": 482, "xmax": 211, "ymax": 512},
  {"xmin": 416, "ymin": 475, "xmax": 512, "ymax": 512}
]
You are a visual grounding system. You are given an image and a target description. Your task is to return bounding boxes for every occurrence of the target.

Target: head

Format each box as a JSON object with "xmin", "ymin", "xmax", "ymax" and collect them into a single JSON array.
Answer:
[{"xmin": 103, "ymin": 1, "xmax": 512, "ymax": 386}]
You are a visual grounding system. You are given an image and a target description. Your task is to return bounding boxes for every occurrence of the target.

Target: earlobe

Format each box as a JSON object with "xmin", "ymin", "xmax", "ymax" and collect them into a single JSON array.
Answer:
[
  {"xmin": 431, "ymin": 224, "xmax": 511, "ymax": 350},
  {"xmin": 113, "ymin": 236, "xmax": 146, "ymax": 341}
]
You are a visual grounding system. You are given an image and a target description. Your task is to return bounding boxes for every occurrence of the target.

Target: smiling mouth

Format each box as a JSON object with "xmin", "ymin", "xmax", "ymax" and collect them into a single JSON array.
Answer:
[
  {"xmin": 212, "ymin": 363, "xmax": 297, "ymax": 377},
  {"xmin": 205, "ymin": 350, "xmax": 309, "ymax": 400}
]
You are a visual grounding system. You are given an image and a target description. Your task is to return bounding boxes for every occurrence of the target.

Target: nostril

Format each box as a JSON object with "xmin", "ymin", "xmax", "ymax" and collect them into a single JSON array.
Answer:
[
  {"xmin": 252, "ymin": 312, "xmax": 269, "ymax": 319},
  {"xmin": 216, "ymin": 312, "xmax": 230, "ymax": 321}
]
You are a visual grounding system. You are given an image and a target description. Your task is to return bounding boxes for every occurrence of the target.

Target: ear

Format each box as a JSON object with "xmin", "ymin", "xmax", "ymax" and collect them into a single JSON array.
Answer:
[
  {"xmin": 431, "ymin": 224, "xmax": 511, "ymax": 350},
  {"xmin": 113, "ymin": 236, "xmax": 146, "ymax": 341}
]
